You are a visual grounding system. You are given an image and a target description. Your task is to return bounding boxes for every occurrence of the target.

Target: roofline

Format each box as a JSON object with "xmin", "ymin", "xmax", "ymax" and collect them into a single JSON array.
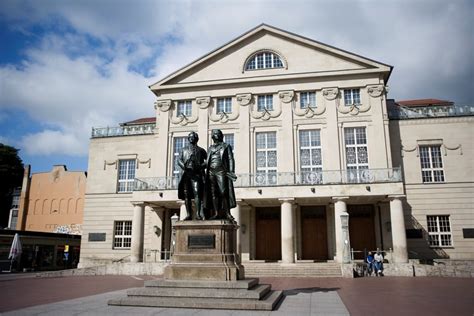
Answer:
[{"xmin": 149, "ymin": 23, "xmax": 393, "ymax": 94}]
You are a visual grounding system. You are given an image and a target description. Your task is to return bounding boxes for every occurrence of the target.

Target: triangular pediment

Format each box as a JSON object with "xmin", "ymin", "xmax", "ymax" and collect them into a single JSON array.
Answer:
[{"xmin": 150, "ymin": 24, "xmax": 392, "ymax": 91}]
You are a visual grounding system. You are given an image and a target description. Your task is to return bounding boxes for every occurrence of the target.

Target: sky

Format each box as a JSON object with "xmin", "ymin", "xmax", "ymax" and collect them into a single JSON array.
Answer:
[{"xmin": 0, "ymin": 0, "xmax": 473, "ymax": 174}]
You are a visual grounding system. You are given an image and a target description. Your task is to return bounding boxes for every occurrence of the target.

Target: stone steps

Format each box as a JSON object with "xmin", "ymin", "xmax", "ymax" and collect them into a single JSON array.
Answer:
[
  {"xmin": 108, "ymin": 278, "xmax": 283, "ymax": 311},
  {"xmin": 243, "ymin": 262, "xmax": 342, "ymax": 277}
]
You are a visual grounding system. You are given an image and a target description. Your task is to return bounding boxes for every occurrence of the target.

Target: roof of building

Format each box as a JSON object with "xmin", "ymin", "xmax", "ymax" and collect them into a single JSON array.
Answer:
[
  {"xmin": 120, "ymin": 117, "xmax": 156, "ymax": 126},
  {"xmin": 397, "ymin": 99, "xmax": 454, "ymax": 107}
]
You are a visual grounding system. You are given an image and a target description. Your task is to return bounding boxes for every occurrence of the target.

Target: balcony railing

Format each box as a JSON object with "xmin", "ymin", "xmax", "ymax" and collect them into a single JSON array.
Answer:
[
  {"xmin": 388, "ymin": 105, "xmax": 474, "ymax": 120},
  {"xmin": 134, "ymin": 167, "xmax": 402, "ymax": 191},
  {"xmin": 91, "ymin": 123, "xmax": 156, "ymax": 138}
]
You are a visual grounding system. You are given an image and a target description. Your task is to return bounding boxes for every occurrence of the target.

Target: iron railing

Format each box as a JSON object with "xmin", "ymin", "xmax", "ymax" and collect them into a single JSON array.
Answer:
[
  {"xmin": 134, "ymin": 167, "xmax": 402, "ymax": 191},
  {"xmin": 91, "ymin": 123, "xmax": 156, "ymax": 138},
  {"xmin": 388, "ymin": 105, "xmax": 474, "ymax": 120}
]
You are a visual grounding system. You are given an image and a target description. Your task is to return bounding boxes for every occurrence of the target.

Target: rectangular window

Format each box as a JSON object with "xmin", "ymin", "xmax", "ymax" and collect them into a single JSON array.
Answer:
[
  {"xmin": 113, "ymin": 221, "xmax": 132, "ymax": 249},
  {"xmin": 344, "ymin": 89, "xmax": 361, "ymax": 106},
  {"xmin": 117, "ymin": 159, "xmax": 136, "ymax": 192},
  {"xmin": 173, "ymin": 137, "xmax": 187, "ymax": 176},
  {"xmin": 299, "ymin": 130, "xmax": 322, "ymax": 184},
  {"xmin": 256, "ymin": 132, "xmax": 277, "ymax": 185},
  {"xmin": 223, "ymin": 133, "xmax": 234, "ymax": 150},
  {"xmin": 177, "ymin": 100, "xmax": 192, "ymax": 117},
  {"xmin": 257, "ymin": 95, "xmax": 273, "ymax": 112},
  {"xmin": 345, "ymin": 127, "xmax": 369, "ymax": 183},
  {"xmin": 427, "ymin": 215, "xmax": 452, "ymax": 247},
  {"xmin": 419, "ymin": 145, "xmax": 445, "ymax": 183},
  {"xmin": 300, "ymin": 92, "xmax": 316, "ymax": 109},
  {"xmin": 217, "ymin": 97, "xmax": 232, "ymax": 114}
]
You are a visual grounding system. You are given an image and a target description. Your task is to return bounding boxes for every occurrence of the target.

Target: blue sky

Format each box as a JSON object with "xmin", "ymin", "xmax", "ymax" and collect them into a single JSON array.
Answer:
[{"xmin": 0, "ymin": 0, "xmax": 473, "ymax": 174}]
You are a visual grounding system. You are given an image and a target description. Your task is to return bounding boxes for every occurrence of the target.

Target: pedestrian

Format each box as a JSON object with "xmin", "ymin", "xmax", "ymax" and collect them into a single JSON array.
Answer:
[
  {"xmin": 374, "ymin": 248, "xmax": 384, "ymax": 276},
  {"xmin": 366, "ymin": 251, "xmax": 375, "ymax": 276}
]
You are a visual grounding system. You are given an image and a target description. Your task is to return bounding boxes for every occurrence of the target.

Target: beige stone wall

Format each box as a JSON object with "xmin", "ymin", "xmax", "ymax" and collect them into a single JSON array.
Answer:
[
  {"xmin": 18, "ymin": 165, "xmax": 86, "ymax": 234},
  {"xmin": 390, "ymin": 116, "xmax": 474, "ymax": 259}
]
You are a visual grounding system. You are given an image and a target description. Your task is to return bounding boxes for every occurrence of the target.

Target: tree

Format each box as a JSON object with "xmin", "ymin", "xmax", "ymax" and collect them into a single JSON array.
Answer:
[{"xmin": 0, "ymin": 144, "xmax": 24, "ymax": 228}]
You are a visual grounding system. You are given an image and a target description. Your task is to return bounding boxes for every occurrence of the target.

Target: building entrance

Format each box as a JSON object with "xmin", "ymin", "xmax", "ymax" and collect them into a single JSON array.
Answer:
[
  {"xmin": 256, "ymin": 207, "xmax": 281, "ymax": 261},
  {"xmin": 301, "ymin": 206, "xmax": 328, "ymax": 260},
  {"xmin": 348, "ymin": 204, "xmax": 376, "ymax": 259}
]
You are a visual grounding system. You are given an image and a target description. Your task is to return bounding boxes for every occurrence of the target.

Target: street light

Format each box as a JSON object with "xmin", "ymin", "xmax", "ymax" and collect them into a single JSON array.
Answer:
[{"xmin": 340, "ymin": 211, "xmax": 351, "ymax": 264}]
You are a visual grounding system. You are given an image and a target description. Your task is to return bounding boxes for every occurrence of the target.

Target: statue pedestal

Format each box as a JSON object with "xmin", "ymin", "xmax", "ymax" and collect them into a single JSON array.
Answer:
[{"xmin": 165, "ymin": 220, "xmax": 244, "ymax": 281}]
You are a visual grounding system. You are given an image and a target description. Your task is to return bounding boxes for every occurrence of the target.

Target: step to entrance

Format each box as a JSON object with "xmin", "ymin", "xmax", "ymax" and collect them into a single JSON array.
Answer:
[{"xmin": 243, "ymin": 262, "xmax": 342, "ymax": 277}]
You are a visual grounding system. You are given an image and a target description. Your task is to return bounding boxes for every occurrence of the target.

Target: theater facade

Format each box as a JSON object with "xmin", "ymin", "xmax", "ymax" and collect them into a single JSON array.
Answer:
[{"xmin": 78, "ymin": 25, "xmax": 474, "ymax": 271}]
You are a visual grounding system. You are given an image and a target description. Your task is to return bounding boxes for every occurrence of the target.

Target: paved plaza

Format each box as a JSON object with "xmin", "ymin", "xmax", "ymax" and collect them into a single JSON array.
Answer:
[{"xmin": 0, "ymin": 274, "xmax": 472, "ymax": 315}]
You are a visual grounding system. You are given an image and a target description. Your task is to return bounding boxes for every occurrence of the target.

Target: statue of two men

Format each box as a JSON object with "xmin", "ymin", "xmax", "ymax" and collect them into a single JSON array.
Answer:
[{"xmin": 177, "ymin": 129, "xmax": 236, "ymax": 221}]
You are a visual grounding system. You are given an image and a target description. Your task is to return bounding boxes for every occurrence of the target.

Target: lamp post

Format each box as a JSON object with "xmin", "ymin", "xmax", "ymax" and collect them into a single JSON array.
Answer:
[
  {"xmin": 170, "ymin": 213, "xmax": 179, "ymax": 258},
  {"xmin": 340, "ymin": 211, "xmax": 351, "ymax": 264}
]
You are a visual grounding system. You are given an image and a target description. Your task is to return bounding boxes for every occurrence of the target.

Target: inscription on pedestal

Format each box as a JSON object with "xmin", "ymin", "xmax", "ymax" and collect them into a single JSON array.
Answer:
[{"xmin": 188, "ymin": 234, "xmax": 215, "ymax": 249}]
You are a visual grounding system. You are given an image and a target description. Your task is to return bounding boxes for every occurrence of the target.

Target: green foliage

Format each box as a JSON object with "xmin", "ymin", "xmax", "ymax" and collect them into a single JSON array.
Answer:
[{"xmin": 0, "ymin": 144, "xmax": 24, "ymax": 227}]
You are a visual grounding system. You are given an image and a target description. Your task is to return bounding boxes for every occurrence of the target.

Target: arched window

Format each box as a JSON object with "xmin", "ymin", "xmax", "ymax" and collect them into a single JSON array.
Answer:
[{"xmin": 245, "ymin": 51, "xmax": 284, "ymax": 70}]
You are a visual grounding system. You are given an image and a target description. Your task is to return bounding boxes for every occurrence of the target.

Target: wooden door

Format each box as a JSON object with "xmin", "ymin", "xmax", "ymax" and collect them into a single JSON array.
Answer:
[
  {"xmin": 301, "ymin": 206, "xmax": 328, "ymax": 260},
  {"xmin": 348, "ymin": 205, "xmax": 376, "ymax": 259},
  {"xmin": 256, "ymin": 207, "xmax": 281, "ymax": 261}
]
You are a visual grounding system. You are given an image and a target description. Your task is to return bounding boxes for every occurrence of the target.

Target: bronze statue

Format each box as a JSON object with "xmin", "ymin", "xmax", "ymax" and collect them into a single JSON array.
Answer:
[
  {"xmin": 177, "ymin": 132, "xmax": 207, "ymax": 220},
  {"xmin": 205, "ymin": 129, "xmax": 237, "ymax": 220}
]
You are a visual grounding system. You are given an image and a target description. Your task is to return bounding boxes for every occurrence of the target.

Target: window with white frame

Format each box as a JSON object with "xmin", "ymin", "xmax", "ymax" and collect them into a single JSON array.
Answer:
[
  {"xmin": 176, "ymin": 100, "xmax": 192, "ymax": 117},
  {"xmin": 117, "ymin": 159, "xmax": 136, "ymax": 192},
  {"xmin": 216, "ymin": 97, "xmax": 232, "ymax": 114},
  {"xmin": 344, "ymin": 89, "xmax": 361, "ymax": 106},
  {"xmin": 427, "ymin": 215, "xmax": 452, "ymax": 247},
  {"xmin": 113, "ymin": 221, "xmax": 132, "ymax": 249},
  {"xmin": 300, "ymin": 92, "xmax": 317, "ymax": 109},
  {"xmin": 223, "ymin": 133, "xmax": 234, "ymax": 151},
  {"xmin": 172, "ymin": 137, "xmax": 187, "ymax": 176},
  {"xmin": 419, "ymin": 145, "xmax": 445, "ymax": 183},
  {"xmin": 299, "ymin": 130, "xmax": 322, "ymax": 184},
  {"xmin": 345, "ymin": 127, "xmax": 369, "ymax": 182},
  {"xmin": 245, "ymin": 51, "xmax": 284, "ymax": 70},
  {"xmin": 256, "ymin": 132, "xmax": 277, "ymax": 185},
  {"xmin": 257, "ymin": 95, "xmax": 273, "ymax": 112}
]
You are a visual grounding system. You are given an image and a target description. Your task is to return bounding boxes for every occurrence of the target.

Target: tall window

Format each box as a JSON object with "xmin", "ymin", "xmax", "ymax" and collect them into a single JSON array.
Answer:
[
  {"xmin": 344, "ymin": 89, "xmax": 361, "ymax": 106},
  {"xmin": 217, "ymin": 97, "xmax": 232, "ymax": 114},
  {"xmin": 345, "ymin": 127, "xmax": 368, "ymax": 182},
  {"xmin": 117, "ymin": 159, "xmax": 136, "ymax": 192},
  {"xmin": 419, "ymin": 145, "xmax": 445, "ymax": 183},
  {"xmin": 299, "ymin": 130, "xmax": 322, "ymax": 184},
  {"xmin": 257, "ymin": 95, "xmax": 273, "ymax": 112},
  {"xmin": 245, "ymin": 51, "xmax": 284, "ymax": 70},
  {"xmin": 256, "ymin": 132, "xmax": 277, "ymax": 185},
  {"xmin": 427, "ymin": 215, "xmax": 452, "ymax": 247},
  {"xmin": 300, "ymin": 92, "xmax": 316, "ymax": 109},
  {"xmin": 113, "ymin": 221, "xmax": 132, "ymax": 249},
  {"xmin": 173, "ymin": 137, "xmax": 187, "ymax": 176},
  {"xmin": 223, "ymin": 134, "xmax": 234, "ymax": 151},
  {"xmin": 177, "ymin": 100, "xmax": 192, "ymax": 117}
]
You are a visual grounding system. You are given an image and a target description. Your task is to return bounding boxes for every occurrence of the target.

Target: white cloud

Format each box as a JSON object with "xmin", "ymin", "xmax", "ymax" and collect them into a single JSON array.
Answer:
[{"xmin": 20, "ymin": 130, "xmax": 85, "ymax": 156}]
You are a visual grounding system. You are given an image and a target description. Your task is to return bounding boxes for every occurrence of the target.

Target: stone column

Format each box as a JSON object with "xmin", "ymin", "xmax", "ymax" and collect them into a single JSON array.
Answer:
[
  {"xmin": 131, "ymin": 202, "xmax": 145, "ymax": 263},
  {"xmin": 389, "ymin": 195, "xmax": 408, "ymax": 263},
  {"xmin": 231, "ymin": 200, "xmax": 243, "ymax": 256},
  {"xmin": 333, "ymin": 197, "xmax": 349, "ymax": 263},
  {"xmin": 280, "ymin": 198, "xmax": 295, "ymax": 263},
  {"xmin": 177, "ymin": 201, "xmax": 187, "ymax": 220}
]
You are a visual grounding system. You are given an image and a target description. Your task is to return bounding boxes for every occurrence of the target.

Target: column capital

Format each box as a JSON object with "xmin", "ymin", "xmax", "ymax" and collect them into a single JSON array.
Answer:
[
  {"xmin": 176, "ymin": 200, "xmax": 185, "ymax": 206},
  {"xmin": 388, "ymin": 195, "xmax": 405, "ymax": 201},
  {"xmin": 131, "ymin": 201, "xmax": 146, "ymax": 207},
  {"xmin": 332, "ymin": 196, "xmax": 349, "ymax": 202},
  {"xmin": 236, "ymin": 199, "xmax": 249, "ymax": 207},
  {"xmin": 278, "ymin": 198, "xmax": 295, "ymax": 204}
]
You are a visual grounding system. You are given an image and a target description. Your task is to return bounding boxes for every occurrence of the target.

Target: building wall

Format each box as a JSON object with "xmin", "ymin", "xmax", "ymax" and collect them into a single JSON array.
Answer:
[
  {"xmin": 390, "ymin": 116, "xmax": 474, "ymax": 259},
  {"xmin": 17, "ymin": 165, "xmax": 86, "ymax": 234}
]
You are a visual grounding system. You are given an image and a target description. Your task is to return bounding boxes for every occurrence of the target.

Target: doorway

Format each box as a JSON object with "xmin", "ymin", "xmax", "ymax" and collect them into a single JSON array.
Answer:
[
  {"xmin": 256, "ymin": 207, "xmax": 281, "ymax": 261},
  {"xmin": 348, "ymin": 204, "xmax": 376, "ymax": 259},
  {"xmin": 301, "ymin": 206, "xmax": 328, "ymax": 260}
]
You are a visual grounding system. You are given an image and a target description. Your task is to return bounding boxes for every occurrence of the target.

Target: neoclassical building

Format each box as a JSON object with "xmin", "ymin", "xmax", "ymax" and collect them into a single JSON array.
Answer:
[{"xmin": 78, "ymin": 25, "xmax": 473, "ymax": 273}]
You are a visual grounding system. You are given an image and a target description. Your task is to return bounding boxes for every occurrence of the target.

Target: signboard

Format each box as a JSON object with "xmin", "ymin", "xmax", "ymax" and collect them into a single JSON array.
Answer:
[
  {"xmin": 64, "ymin": 245, "xmax": 69, "ymax": 252},
  {"xmin": 188, "ymin": 235, "xmax": 215, "ymax": 249},
  {"xmin": 88, "ymin": 233, "xmax": 106, "ymax": 242}
]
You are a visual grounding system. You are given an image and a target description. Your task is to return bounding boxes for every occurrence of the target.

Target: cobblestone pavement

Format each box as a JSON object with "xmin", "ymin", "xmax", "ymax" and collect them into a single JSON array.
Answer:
[{"xmin": 0, "ymin": 274, "xmax": 472, "ymax": 315}]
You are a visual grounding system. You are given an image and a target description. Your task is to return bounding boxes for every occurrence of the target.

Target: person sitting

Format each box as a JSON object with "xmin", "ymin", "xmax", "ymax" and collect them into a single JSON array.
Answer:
[
  {"xmin": 366, "ymin": 251, "xmax": 375, "ymax": 276},
  {"xmin": 374, "ymin": 249, "xmax": 384, "ymax": 276}
]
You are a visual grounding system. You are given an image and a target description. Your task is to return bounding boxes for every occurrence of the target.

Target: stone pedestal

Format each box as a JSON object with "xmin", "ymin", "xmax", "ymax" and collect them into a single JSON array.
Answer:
[{"xmin": 164, "ymin": 220, "xmax": 244, "ymax": 281}]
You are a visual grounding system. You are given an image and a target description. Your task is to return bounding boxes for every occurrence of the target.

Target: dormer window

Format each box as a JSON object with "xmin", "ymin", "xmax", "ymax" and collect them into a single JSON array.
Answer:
[{"xmin": 245, "ymin": 51, "xmax": 284, "ymax": 70}]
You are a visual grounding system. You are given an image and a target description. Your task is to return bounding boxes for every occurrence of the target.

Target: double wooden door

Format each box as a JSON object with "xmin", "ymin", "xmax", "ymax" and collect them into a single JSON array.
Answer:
[
  {"xmin": 348, "ymin": 204, "xmax": 376, "ymax": 259},
  {"xmin": 256, "ymin": 207, "xmax": 281, "ymax": 261},
  {"xmin": 301, "ymin": 206, "xmax": 328, "ymax": 260}
]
